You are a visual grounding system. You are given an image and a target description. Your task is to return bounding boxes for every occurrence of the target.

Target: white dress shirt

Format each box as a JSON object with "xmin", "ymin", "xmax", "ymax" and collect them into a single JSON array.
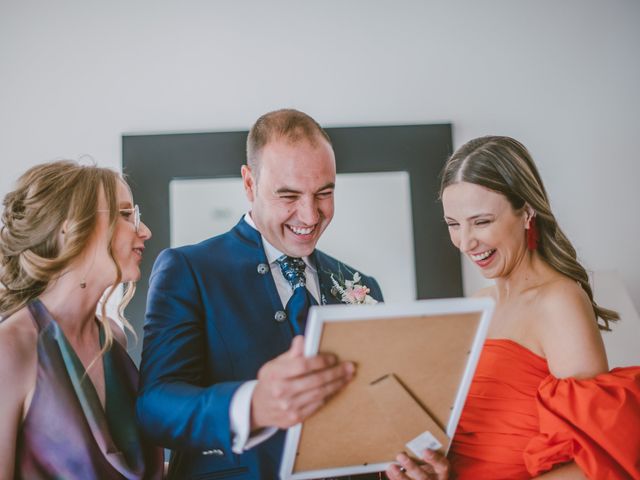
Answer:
[{"xmin": 229, "ymin": 213, "xmax": 321, "ymax": 453}]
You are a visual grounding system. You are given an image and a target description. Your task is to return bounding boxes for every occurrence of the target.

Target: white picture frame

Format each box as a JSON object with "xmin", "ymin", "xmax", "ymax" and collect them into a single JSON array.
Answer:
[{"xmin": 279, "ymin": 297, "xmax": 494, "ymax": 480}]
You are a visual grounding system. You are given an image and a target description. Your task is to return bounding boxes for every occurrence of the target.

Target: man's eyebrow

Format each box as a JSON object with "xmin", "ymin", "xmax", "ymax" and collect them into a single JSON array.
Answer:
[
  {"xmin": 316, "ymin": 182, "xmax": 335, "ymax": 192},
  {"xmin": 274, "ymin": 182, "xmax": 335, "ymax": 195},
  {"xmin": 274, "ymin": 187, "xmax": 301, "ymax": 195}
]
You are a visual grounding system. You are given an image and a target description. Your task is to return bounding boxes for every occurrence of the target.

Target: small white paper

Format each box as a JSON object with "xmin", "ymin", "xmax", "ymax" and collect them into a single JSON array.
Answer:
[{"xmin": 406, "ymin": 431, "xmax": 443, "ymax": 458}]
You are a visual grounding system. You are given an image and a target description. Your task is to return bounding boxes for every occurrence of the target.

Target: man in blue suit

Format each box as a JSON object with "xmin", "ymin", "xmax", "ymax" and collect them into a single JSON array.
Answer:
[{"xmin": 137, "ymin": 109, "xmax": 383, "ymax": 479}]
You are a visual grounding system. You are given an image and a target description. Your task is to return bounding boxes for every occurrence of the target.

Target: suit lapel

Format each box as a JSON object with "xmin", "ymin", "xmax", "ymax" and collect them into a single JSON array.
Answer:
[
  {"xmin": 230, "ymin": 218, "xmax": 295, "ymax": 343},
  {"xmin": 312, "ymin": 250, "xmax": 344, "ymax": 306},
  {"xmin": 232, "ymin": 218, "xmax": 283, "ymax": 303}
]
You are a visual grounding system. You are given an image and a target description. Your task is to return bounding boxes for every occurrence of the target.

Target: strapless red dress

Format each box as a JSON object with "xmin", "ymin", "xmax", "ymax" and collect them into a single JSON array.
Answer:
[{"xmin": 449, "ymin": 339, "xmax": 640, "ymax": 479}]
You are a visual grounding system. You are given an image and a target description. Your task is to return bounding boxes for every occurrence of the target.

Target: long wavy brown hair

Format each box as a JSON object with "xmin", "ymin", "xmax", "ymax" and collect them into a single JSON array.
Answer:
[
  {"xmin": 0, "ymin": 160, "xmax": 137, "ymax": 355},
  {"xmin": 440, "ymin": 136, "xmax": 618, "ymax": 331}
]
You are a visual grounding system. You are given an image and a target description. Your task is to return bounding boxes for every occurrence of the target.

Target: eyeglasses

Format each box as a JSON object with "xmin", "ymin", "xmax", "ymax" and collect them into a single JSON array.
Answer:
[
  {"xmin": 97, "ymin": 205, "xmax": 141, "ymax": 233},
  {"xmin": 121, "ymin": 205, "xmax": 141, "ymax": 233}
]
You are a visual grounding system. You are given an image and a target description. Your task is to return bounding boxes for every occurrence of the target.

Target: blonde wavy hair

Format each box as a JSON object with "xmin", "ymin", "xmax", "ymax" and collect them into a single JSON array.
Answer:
[
  {"xmin": 440, "ymin": 136, "xmax": 619, "ymax": 331},
  {"xmin": 0, "ymin": 160, "xmax": 137, "ymax": 355}
]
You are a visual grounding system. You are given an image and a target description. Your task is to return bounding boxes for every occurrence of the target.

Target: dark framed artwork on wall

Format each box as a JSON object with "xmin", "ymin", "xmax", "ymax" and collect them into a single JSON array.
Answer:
[{"xmin": 122, "ymin": 124, "xmax": 461, "ymax": 362}]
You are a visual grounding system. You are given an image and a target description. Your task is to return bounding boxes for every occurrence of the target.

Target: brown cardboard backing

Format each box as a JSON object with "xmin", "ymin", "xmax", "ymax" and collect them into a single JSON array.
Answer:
[
  {"xmin": 292, "ymin": 312, "xmax": 480, "ymax": 473},
  {"xmin": 368, "ymin": 374, "xmax": 448, "ymax": 456}
]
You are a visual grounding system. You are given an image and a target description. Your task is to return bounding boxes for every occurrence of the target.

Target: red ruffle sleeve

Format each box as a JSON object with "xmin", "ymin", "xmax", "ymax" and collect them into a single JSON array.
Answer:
[{"xmin": 524, "ymin": 367, "xmax": 640, "ymax": 479}]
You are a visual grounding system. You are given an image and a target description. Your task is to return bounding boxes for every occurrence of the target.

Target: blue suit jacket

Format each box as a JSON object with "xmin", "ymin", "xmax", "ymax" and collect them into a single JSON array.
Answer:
[{"xmin": 137, "ymin": 219, "xmax": 383, "ymax": 480}]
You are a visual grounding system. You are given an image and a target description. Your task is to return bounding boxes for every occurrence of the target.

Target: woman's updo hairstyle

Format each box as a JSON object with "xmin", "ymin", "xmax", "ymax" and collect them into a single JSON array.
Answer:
[{"xmin": 0, "ymin": 160, "xmax": 136, "ymax": 352}]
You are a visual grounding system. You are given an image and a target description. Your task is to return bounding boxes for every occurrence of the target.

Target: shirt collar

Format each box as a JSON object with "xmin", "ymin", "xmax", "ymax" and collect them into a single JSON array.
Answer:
[{"xmin": 243, "ymin": 213, "xmax": 316, "ymax": 272}]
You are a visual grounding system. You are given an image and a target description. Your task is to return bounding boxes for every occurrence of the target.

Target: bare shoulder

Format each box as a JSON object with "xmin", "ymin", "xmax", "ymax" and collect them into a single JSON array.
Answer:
[
  {"xmin": 537, "ymin": 277, "xmax": 595, "ymax": 327},
  {"xmin": 0, "ymin": 309, "xmax": 38, "ymax": 369},
  {"xmin": 0, "ymin": 308, "xmax": 38, "ymax": 397},
  {"xmin": 535, "ymin": 276, "xmax": 608, "ymax": 378},
  {"xmin": 0, "ymin": 309, "xmax": 38, "ymax": 478}
]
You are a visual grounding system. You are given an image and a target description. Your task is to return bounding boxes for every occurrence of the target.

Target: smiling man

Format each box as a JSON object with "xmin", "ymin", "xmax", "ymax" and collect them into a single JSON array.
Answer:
[{"xmin": 137, "ymin": 109, "xmax": 383, "ymax": 479}]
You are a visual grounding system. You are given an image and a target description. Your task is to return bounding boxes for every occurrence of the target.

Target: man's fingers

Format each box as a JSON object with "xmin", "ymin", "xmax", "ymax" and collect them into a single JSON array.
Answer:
[
  {"xmin": 263, "ymin": 351, "xmax": 337, "ymax": 382},
  {"xmin": 269, "ymin": 363, "xmax": 354, "ymax": 413},
  {"xmin": 254, "ymin": 337, "xmax": 358, "ymax": 429},
  {"xmin": 298, "ymin": 353, "xmax": 341, "ymax": 376},
  {"xmin": 279, "ymin": 337, "xmax": 358, "ymax": 380},
  {"xmin": 254, "ymin": 361, "xmax": 355, "ymax": 428},
  {"xmin": 258, "ymin": 357, "xmax": 352, "ymax": 401},
  {"xmin": 292, "ymin": 361, "xmax": 355, "ymax": 392},
  {"xmin": 286, "ymin": 367, "xmax": 353, "ymax": 407}
]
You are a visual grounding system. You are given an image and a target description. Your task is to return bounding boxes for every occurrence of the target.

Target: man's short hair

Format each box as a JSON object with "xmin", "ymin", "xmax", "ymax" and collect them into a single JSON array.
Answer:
[{"xmin": 246, "ymin": 109, "xmax": 333, "ymax": 174}]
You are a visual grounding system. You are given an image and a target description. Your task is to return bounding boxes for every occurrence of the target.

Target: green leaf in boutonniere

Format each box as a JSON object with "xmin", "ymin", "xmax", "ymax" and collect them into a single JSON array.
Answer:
[{"xmin": 329, "ymin": 270, "xmax": 378, "ymax": 305}]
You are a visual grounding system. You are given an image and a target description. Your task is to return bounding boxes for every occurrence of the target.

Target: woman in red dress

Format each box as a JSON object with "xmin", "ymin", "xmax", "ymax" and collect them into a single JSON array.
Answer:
[{"xmin": 388, "ymin": 136, "xmax": 640, "ymax": 480}]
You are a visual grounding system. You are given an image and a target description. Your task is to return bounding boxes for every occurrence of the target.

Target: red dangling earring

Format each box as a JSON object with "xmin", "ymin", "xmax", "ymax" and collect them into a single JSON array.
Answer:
[{"xmin": 527, "ymin": 216, "xmax": 539, "ymax": 251}]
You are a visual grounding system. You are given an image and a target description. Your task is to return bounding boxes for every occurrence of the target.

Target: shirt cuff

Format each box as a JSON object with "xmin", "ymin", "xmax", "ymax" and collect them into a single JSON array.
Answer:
[{"xmin": 230, "ymin": 380, "xmax": 278, "ymax": 453}]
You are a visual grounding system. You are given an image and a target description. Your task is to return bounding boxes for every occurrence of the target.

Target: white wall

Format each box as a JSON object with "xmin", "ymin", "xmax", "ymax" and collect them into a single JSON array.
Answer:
[{"xmin": 2, "ymin": 1, "xmax": 639, "ymax": 315}]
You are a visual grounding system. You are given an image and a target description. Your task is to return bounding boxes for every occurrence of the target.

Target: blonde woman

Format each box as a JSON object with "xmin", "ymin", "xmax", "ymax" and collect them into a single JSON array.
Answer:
[{"xmin": 0, "ymin": 161, "xmax": 163, "ymax": 479}]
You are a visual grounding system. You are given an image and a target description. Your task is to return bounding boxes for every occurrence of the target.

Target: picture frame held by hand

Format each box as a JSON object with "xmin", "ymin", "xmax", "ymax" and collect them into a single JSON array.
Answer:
[{"xmin": 279, "ymin": 297, "xmax": 494, "ymax": 479}]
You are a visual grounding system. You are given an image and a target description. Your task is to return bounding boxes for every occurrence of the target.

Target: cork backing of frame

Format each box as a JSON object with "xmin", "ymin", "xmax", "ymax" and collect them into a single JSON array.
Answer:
[{"xmin": 292, "ymin": 312, "xmax": 480, "ymax": 472}]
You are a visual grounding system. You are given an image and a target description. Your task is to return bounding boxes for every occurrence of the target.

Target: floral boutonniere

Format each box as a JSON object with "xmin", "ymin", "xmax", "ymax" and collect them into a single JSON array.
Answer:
[{"xmin": 330, "ymin": 271, "xmax": 378, "ymax": 305}]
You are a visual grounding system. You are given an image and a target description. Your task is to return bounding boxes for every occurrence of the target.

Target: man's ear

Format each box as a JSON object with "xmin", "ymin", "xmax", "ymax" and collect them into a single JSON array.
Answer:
[{"xmin": 241, "ymin": 165, "xmax": 256, "ymax": 203}]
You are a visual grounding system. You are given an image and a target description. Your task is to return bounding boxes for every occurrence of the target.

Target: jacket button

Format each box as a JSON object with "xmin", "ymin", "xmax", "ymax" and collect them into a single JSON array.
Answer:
[
  {"xmin": 202, "ymin": 448, "xmax": 224, "ymax": 456},
  {"xmin": 257, "ymin": 263, "xmax": 270, "ymax": 275},
  {"xmin": 274, "ymin": 310, "xmax": 287, "ymax": 322}
]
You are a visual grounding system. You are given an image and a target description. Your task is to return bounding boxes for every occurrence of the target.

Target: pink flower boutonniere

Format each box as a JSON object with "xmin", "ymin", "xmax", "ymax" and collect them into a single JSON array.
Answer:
[{"xmin": 330, "ymin": 271, "xmax": 378, "ymax": 305}]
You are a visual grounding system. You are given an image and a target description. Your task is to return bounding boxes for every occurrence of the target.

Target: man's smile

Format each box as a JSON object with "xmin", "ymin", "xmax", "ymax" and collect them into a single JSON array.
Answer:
[{"xmin": 286, "ymin": 224, "xmax": 316, "ymax": 236}]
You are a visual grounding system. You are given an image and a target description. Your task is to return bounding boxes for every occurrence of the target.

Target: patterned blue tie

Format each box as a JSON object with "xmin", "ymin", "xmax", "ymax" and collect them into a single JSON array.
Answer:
[{"xmin": 276, "ymin": 255, "xmax": 317, "ymax": 335}]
